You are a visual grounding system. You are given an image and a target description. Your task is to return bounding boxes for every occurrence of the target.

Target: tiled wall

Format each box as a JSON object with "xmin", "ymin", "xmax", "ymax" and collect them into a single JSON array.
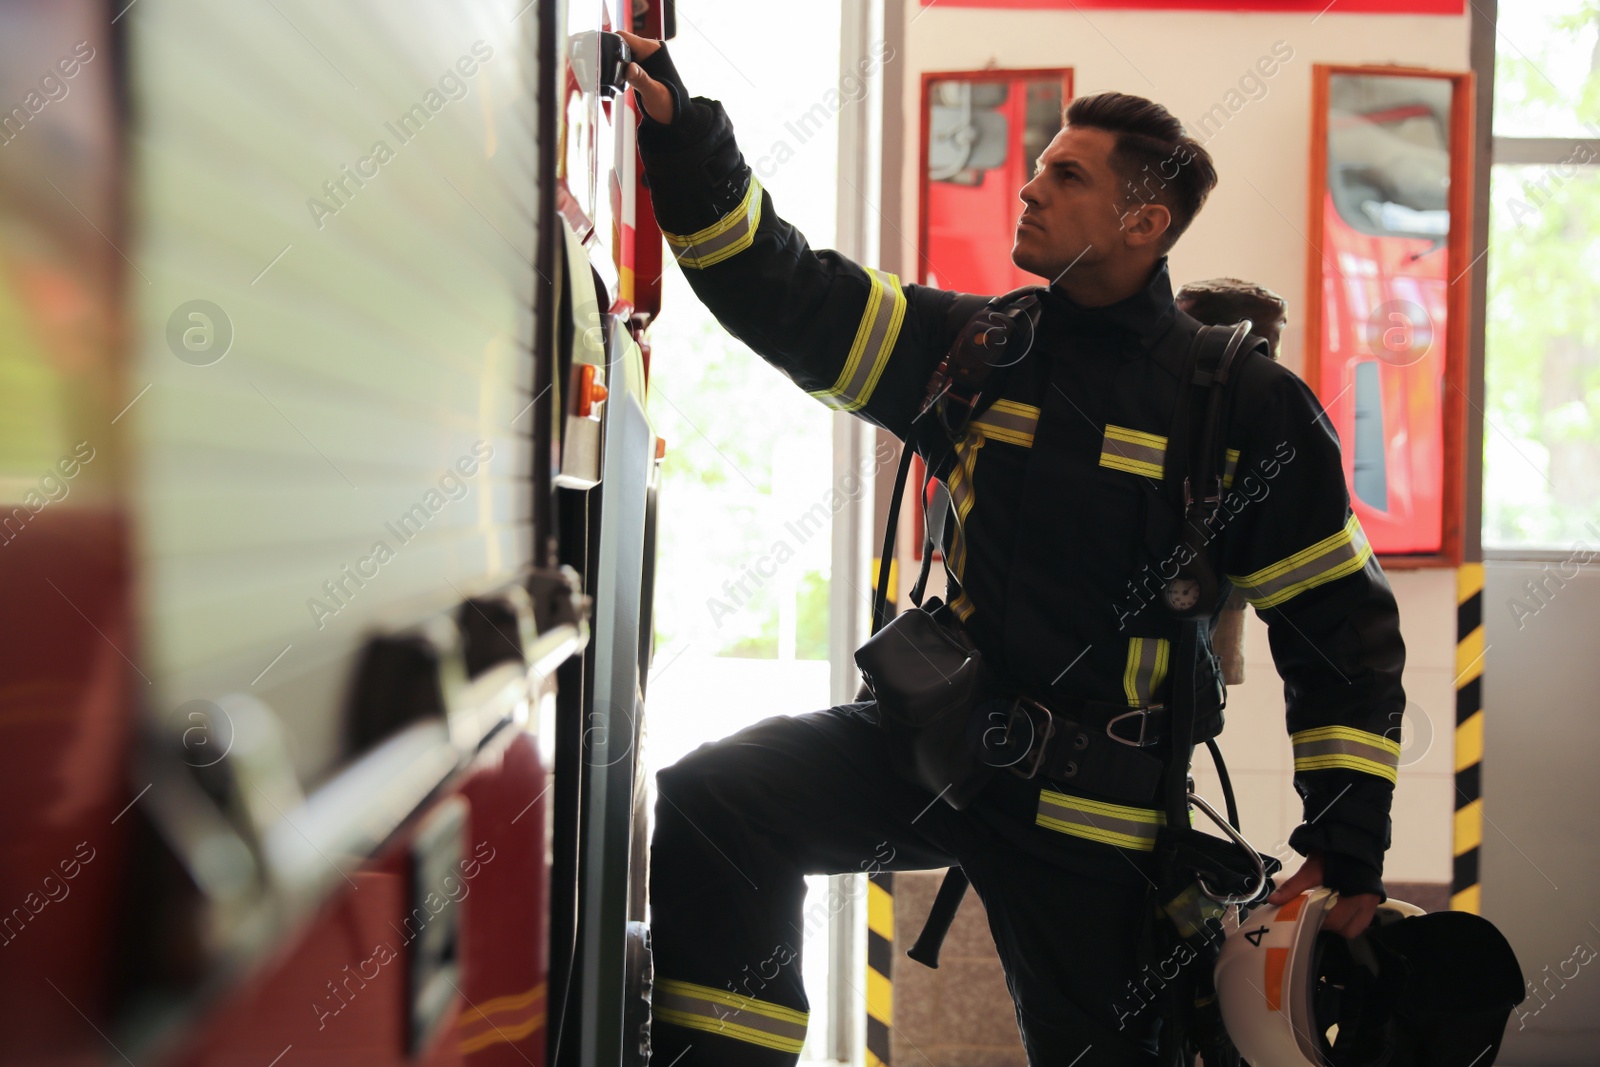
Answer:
[{"xmin": 890, "ymin": 871, "xmax": 1028, "ymax": 1066}]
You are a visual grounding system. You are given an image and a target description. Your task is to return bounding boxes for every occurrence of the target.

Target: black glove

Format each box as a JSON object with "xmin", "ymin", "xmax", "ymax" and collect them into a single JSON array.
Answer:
[{"xmin": 635, "ymin": 44, "xmax": 714, "ymax": 148}]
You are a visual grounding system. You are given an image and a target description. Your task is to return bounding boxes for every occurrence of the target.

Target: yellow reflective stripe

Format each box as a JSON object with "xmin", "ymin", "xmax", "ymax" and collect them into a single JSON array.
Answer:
[
  {"xmin": 661, "ymin": 178, "xmax": 763, "ymax": 268},
  {"xmin": 970, "ymin": 399, "xmax": 1040, "ymax": 447},
  {"xmin": 1099, "ymin": 424, "xmax": 1167, "ymax": 478},
  {"xmin": 1222, "ymin": 448, "xmax": 1240, "ymax": 489},
  {"xmin": 1291, "ymin": 724, "xmax": 1401, "ymax": 784},
  {"xmin": 807, "ymin": 269, "xmax": 907, "ymax": 413},
  {"xmin": 947, "ymin": 435, "xmax": 983, "ymax": 570},
  {"xmin": 1228, "ymin": 514, "xmax": 1373, "ymax": 610},
  {"xmin": 1121, "ymin": 637, "xmax": 1170, "ymax": 708},
  {"xmin": 654, "ymin": 978, "xmax": 808, "ymax": 1053},
  {"xmin": 1162, "ymin": 883, "xmax": 1227, "ymax": 940},
  {"xmin": 1106, "ymin": 425, "xmax": 1167, "ymax": 449},
  {"xmin": 1036, "ymin": 789, "xmax": 1166, "ymax": 851},
  {"xmin": 944, "ymin": 434, "xmax": 985, "ymax": 621},
  {"xmin": 1294, "ymin": 752, "xmax": 1398, "ymax": 781}
]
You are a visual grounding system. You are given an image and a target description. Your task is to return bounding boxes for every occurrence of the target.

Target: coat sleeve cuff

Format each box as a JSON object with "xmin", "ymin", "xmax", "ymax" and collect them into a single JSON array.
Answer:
[
  {"xmin": 1321, "ymin": 851, "xmax": 1387, "ymax": 901},
  {"xmin": 1288, "ymin": 810, "xmax": 1389, "ymax": 900}
]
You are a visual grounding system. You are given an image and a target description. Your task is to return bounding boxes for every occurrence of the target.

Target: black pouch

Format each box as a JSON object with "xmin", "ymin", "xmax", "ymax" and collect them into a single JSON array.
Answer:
[
  {"xmin": 855, "ymin": 596, "xmax": 997, "ymax": 809},
  {"xmin": 857, "ymin": 289, "xmax": 1041, "ymax": 812}
]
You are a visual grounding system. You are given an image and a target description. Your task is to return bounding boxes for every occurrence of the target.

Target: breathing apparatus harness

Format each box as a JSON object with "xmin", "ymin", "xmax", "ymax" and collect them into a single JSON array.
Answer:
[{"xmin": 859, "ymin": 285, "xmax": 1286, "ymax": 1061}]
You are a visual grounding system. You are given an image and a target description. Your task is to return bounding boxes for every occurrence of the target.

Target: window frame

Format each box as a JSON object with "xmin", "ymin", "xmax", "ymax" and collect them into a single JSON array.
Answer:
[{"xmin": 1472, "ymin": 0, "xmax": 1600, "ymax": 560}]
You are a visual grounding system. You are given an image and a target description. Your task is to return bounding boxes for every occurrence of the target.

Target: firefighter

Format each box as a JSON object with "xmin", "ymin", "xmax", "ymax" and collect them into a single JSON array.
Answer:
[
  {"xmin": 622, "ymin": 33, "xmax": 1405, "ymax": 1066},
  {"xmin": 1174, "ymin": 278, "xmax": 1289, "ymax": 687}
]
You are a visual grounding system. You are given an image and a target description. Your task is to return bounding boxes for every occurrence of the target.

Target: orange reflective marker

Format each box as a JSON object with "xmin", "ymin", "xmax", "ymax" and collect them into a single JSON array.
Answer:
[{"xmin": 577, "ymin": 364, "xmax": 609, "ymax": 418}]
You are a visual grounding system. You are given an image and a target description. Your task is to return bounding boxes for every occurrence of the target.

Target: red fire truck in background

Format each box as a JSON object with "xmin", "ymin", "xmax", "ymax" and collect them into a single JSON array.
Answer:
[
  {"xmin": 919, "ymin": 69, "xmax": 1071, "ymax": 297},
  {"xmin": 0, "ymin": 2, "xmax": 664, "ymax": 1064},
  {"xmin": 1310, "ymin": 71, "xmax": 1468, "ymax": 559}
]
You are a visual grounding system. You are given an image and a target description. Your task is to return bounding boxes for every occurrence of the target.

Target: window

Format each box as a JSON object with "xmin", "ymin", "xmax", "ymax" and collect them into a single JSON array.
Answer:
[{"xmin": 1483, "ymin": 1, "xmax": 1600, "ymax": 549}]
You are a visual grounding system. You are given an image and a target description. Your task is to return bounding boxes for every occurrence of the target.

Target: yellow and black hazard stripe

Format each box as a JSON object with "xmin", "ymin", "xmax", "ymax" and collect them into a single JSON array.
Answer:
[
  {"xmin": 808, "ymin": 269, "xmax": 907, "ymax": 414},
  {"xmin": 866, "ymin": 871, "xmax": 893, "ymax": 1067},
  {"xmin": 1453, "ymin": 563, "xmax": 1485, "ymax": 914},
  {"xmin": 661, "ymin": 178, "xmax": 763, "ymax": 268},
  {"xmin": 653, "ymin": 978, "xmax": 809, "ymax": 1054}
]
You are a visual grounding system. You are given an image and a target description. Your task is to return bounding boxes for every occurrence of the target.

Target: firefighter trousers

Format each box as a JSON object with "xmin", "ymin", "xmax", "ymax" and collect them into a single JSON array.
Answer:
[{"xmin": 649, "ymin": 701, "xmax": 1165, "ymax": 1066}]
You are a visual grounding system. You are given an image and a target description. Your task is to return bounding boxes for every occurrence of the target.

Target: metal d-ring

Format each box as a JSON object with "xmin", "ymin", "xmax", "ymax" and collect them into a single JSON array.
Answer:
[{"xmin": 1187, "ymin": 791, "xmax": 1269, "ymax": 906}]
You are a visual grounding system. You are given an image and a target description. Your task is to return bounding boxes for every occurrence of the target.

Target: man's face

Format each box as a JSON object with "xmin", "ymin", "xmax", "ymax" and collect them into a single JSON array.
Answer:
[{"xmin": 1012, "ymin": 125, "xmax": 1158, "ymax": 282}]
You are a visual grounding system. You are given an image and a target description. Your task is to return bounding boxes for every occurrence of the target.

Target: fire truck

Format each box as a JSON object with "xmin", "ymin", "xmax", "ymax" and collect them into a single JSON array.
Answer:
[
  {"xmin": 1309, "ymin": 71, "xmax": 1465, "ymax": 559},
  {"xmin": 0, "ymin": 1, "xmax": 664, "ymax": 1064}
]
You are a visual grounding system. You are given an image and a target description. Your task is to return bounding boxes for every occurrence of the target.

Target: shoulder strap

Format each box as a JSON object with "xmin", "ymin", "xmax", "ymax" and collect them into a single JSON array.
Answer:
[
  {"xmin": 1187, "ymin": 321, "xmax": 1256, "ymax": 528},
  {"xmin": 922, "ymin": 286, "xmax": 1044, "ymax": 434},
  {"xmin": 1162, "ymin": 322, "xmax": 1259, "ymax": 830},
  {"xmin": 871, "ymin": 442, "xmax": 918, "ymax": 633},
  {"xmin": 1156, "ymin": 321, "xmax": 1258, "ymax": 609},
  {"xmin": 872, "ymin": 288, "xmax": 1042, "ymax": 632}
]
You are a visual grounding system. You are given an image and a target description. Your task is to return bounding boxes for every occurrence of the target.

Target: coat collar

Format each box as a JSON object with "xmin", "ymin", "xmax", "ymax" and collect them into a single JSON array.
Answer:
[{"xmin": 1040, "ymin": 257, "xmax": 1180, "ymax": 353}]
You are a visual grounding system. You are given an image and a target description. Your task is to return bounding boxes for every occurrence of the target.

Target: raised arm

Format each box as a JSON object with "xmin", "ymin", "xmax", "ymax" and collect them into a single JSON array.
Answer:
[{"xmin": 622, "ymin": 34, "xmax": 968, "ymax": 441}]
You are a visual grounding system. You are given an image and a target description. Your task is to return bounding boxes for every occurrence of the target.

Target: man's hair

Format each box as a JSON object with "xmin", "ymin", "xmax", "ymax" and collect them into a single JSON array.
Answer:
[
  {"xmin": 1065, "ymin": 91, "xmax": 1217, "ymax": 251},
  {"xmin": 1175, "ymin": 277, "xmax": 1287, "ymax": 329}
]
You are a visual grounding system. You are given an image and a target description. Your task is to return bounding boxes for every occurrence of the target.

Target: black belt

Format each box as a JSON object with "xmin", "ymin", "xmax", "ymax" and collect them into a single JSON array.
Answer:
[{"xmin": 976, "ymin": 695, "xmax": 1172, "ymax": 806}]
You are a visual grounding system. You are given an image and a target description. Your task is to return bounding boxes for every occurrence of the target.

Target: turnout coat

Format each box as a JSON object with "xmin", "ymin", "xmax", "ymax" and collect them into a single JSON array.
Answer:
[{"xmin": 634, "ymin": 47, "xmax": 1406, "ymax": 897}]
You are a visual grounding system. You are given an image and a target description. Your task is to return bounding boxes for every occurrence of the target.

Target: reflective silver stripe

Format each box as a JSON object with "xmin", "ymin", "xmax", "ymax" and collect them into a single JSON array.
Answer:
[
  {"xmin": 1291, "ymin": 725, "xmax": 1401, "ymax": 784},
  {"xmin": 808, "ymin": 268, "xmax": 907, "ymax": 413},
  {"xmin": 1121, "ymin": 637, "xmax": 1170, "ymax": 708},
  {"xmin": 653, "ymin": 978, "xmax": 808, "ymax": 1053},
  {"xmin": 661, "ymin": 178, "xmax": 763, "ymax": 268},
  {"xmin": 945, "ymin": 434, "xmax": 985, "ymax": 621},
  {"xmin": 970, "ymin": 399, "xmax": 1040, "ymax": 447},
  {"xmin": 1222, "ymin": 448, "xmax": 1240, "ymax": 489},
  {"xmin": 1228, "ymin": 514, "xmax": 1372, "ymax": 610},
  {"xmin": 1036, "ymin": 789, "xmax": 1165, "ymax": 851},
  {"xmin": 1099, "ymin": 424, "xmax": 1166, "ymax": 478}
]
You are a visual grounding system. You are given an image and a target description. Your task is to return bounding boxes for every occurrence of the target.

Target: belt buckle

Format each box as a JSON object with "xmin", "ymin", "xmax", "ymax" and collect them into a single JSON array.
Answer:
[
  {"xmin": 1106, "ymin": 704, "xmax": 1161, "ymax": 748},
  {"xmin": 1007, "ymin": 698, "xmax": 1055, "ymax": 780}
]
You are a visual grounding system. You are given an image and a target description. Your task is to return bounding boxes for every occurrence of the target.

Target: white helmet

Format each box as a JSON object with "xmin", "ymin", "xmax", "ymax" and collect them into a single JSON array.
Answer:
[{"xmin": 1213, "ymin": 889, "xmax": 1424, "ymax": 1066}]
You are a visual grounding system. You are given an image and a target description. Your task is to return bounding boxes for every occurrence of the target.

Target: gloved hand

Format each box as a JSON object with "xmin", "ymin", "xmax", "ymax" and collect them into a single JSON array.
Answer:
[
  {"xmin": 618, "ymin": 30, "xmax": 678, "ymax": 124},
  {"xmin": 1268, "ymin": 850, "xmax": 1383, "ymax": 938}
]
